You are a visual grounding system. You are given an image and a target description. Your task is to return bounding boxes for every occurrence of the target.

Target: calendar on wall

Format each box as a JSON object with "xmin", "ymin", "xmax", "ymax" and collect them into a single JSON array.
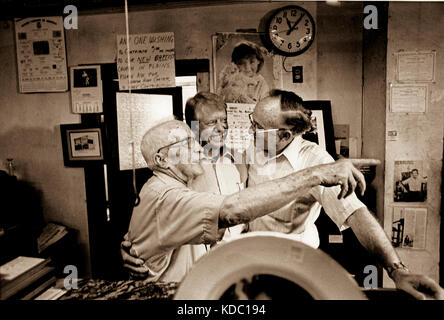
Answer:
[
  {"xmin": 70, "ymin": 65, "xmax": 103, "ymax": 114},
  {"xmin": 14, "ymin": 17, "xmax": 68, "ymax": 93}
]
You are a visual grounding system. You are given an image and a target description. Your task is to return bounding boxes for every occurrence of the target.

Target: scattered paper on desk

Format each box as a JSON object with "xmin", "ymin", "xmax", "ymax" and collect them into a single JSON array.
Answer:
[
  {"xmin": 37, "ymin": 223, "xmax": 68, "ymax": 253},
  {"xmin": 116, "ymin": 92, "xmax": 173, "ymax": 170},
  {"xmin": 35, "ymin": 287, "xmax": 67, "ymax": 300},
  {"xmin": 0, "ymin": 256, "xmax": 46, "ymax": 281}
]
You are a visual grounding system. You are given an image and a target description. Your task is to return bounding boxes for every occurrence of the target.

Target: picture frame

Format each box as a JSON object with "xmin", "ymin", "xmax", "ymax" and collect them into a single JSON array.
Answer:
[
  {"xmin": 60, "ymin": 123, "xmax": 105, "ymax": 167},
  {"xmin": 302, "ymin": 100, "xmax": 337, "ymax": 160},
  {"xmin": 212, "ymin": 32, "xmax": 274, "ymax": 104}
]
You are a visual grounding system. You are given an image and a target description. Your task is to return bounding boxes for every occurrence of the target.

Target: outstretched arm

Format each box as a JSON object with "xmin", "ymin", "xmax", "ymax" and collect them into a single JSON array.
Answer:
[
  {"xmin": 347, "ymin": 208, "xmax": 444, "ymax": 300},
  {"xmin": 218, "ymin": 159, "xmax": 378, "ymax": 228}
]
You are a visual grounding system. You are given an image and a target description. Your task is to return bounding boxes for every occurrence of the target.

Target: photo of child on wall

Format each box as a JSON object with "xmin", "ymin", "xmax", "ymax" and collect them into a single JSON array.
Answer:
[{"xmin": 213, "ymin": 33, "xmax": 273, "ymax": 104}]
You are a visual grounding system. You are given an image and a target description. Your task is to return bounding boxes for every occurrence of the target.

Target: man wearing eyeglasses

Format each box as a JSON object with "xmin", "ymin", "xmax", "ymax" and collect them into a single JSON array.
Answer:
[
  {"xmin": 244, "ymin": 89, "xmax": 443, "ymax": 299},
  {"xmin": 121, "ymin": 92, "xmax": 246, "ymax": 279},
  {"xmin": 122, "ymin": 118, "xmax": 374, "ymax": 283}
]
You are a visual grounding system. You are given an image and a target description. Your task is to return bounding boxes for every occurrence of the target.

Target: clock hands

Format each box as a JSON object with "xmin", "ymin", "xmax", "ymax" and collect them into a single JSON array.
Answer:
[
  {"xmin": 285, "ymin": 17, "xmax": 292, "ymax": 30},
  {"xmin": 286, "ymin": 13, "xmax": 305, "ymax": 35}
]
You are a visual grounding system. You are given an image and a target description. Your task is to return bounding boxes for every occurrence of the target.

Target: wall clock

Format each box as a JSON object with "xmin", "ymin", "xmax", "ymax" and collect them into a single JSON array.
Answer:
[{"xmin": 266, "ymin": 5, "xmax": 316, "ymax": 56}]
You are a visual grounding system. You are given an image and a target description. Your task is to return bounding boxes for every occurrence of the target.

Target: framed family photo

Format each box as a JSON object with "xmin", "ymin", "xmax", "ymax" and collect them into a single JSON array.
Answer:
[{"xmin": 60, "ymin": 123, "xmax": 105, "ymax": 167}]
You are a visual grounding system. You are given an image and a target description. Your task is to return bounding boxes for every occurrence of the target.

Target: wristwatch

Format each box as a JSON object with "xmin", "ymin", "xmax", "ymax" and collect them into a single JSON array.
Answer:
[{"xmin": 387, "ymin": 261, "xmax": 409, "ymax": 278}]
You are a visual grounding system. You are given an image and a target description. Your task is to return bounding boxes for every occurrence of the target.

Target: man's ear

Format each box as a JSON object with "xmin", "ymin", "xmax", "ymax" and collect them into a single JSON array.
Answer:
[
  {"xmin": 280, "ymin": 129, "xmax": 293, "ymax": 142},
  {"xmin": 154, "ymin": 153, "xmax": 168, "ymax": 169}
]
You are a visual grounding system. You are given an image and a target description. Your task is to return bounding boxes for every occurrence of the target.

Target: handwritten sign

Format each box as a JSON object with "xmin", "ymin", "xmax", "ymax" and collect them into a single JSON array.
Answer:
[{"xmin": 116, "ymin": 32, "xmax": 176, "ymax": 90}]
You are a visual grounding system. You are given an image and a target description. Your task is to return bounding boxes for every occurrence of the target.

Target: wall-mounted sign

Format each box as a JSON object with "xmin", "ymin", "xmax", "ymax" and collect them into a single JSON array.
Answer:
[
  {"xmin": 396, "ymin": 51, "xmax": 436, "ymax": 83},
  {"xmin": 14, "ymin": 17, "xmax": 68, "ymax": 93},
  {"xmin": 390, "ymin": 84, "xmax": 427, "ymax": 113},
  {"xmin": 116, "ymin": 32, "xmax": 176, "ymax": 90},
  {"xmin": 70, "ymin": 65, "xmax": 103, "ymax": 114}
]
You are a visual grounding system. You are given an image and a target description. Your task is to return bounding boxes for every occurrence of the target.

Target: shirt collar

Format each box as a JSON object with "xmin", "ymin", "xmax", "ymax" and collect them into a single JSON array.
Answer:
[
  {"xmin": 153, "ymin": 170, "xmax": 187, "ymax": 187},
  {"xmin": 206, "ymin": 145, "xmax": 235, "ymax": 163},
  {"xmin": 252, "ymin": 135, "xmax": 303, "ymax": 169},
  {"xmin": 280, "ymin": 135, "xmax": 303, "ymax": 170}
]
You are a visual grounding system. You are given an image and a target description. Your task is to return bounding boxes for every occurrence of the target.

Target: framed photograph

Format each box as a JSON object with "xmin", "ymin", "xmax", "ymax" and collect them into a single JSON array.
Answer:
[
  {"xmin": 212, "ymin": 32, "xmax": 273, "ymax": 104},
  {"xmin": 60, "ymin": 124, "xmax": 105, "ymax": 167},
  {"xmin": 302, "ymin": 100, "xmax": 337, "ymax": 159}
]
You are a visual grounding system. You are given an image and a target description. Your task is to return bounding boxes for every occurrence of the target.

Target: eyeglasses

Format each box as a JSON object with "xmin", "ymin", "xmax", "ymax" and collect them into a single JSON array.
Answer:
[
  {"xmin": 248, "ymin": 113, "xmax": 287, "ymax": 133},
  {"xmin": 157, "ymin": 136, "xmax": 194, "ymax": 154}
]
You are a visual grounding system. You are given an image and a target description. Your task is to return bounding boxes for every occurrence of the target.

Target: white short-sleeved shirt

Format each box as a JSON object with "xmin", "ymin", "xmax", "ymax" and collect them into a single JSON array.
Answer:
[{"xmin": 247, "ymin": 135, "xmax": 366, "ymax": 249}]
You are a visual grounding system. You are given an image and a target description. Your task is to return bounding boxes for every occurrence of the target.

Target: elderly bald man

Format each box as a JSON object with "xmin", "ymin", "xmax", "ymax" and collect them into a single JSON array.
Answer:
[{"xmin": 122, "ymin": 119, "xmax": 372, "ymax": 283}]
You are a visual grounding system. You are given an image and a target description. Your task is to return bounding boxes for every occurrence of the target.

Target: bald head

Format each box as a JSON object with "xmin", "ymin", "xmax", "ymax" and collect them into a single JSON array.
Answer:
[
  {"xmin": 253, "ymin": 90, "xmax": 312, "ymax": 134},
  {"xmin": 141, "ymin": 120, "xmax": 191, "ymax": 170}
]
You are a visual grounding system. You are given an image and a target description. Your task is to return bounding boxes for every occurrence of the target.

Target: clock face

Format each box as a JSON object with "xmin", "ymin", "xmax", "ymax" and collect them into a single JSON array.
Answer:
[{"xmin": 267, "ymin": 6, "xmax": 315, "ymax": 56}]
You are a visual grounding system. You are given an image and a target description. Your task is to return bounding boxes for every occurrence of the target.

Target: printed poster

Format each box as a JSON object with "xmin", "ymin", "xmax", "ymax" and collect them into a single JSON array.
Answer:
[{"xmin": 14, "ymin": 16, "xmax": 68, "ymax": 92}]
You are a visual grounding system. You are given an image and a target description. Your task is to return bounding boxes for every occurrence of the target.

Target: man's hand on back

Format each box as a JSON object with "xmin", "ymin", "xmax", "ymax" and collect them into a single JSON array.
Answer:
[{"xmin": 120, "ymin": 239, "xmax": 150, "ymax": 280}]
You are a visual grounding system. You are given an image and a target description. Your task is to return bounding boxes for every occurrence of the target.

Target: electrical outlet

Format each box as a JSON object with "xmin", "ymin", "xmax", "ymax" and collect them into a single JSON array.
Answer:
[{"xmin": 292, "ymin": 66, "xmax": 303, "ymax": 83}]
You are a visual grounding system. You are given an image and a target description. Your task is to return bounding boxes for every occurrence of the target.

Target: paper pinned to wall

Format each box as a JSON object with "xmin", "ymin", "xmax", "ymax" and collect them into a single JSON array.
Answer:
[
  {"xmin": 116, "ymin": 32, "xmax": 176, "ymax": 90},
  {"xmin": 392, "ymin": 207, "xmax": 427, "ymax": 249},
  {"xmin": 397, "ymin": 51, "xmax": 435, "ymax": 82},
  {"xmin": 14, "ymin": 17, "xmax": 68, "ymax": 93},
  {"xmin": 390, "ymin": 84, "xmax": 427, "ymax": 113},
  {"xmin": 226, "ymin": 103, "xmax": 255, "ymax": 151},
  {"xmin": 116, "ymin": 93, "xmax": 173, "ymax": 170}
]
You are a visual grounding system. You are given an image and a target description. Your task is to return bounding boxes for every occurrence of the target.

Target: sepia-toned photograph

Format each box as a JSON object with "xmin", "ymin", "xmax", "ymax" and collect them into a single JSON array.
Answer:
[
  {"xmin": 213, "ymin": 32, "xmax": 273, "ymax": 104},
  {"xmin": 394, "ymin": 160, "xmax": 427, "ymax": 202},
  {"xmin": 59, "ymin": 124, "xmax": 104, "ymax": 166},
  {"xmin": 1, "ymin": 0, "xmax": 444, "ymax": 309}
]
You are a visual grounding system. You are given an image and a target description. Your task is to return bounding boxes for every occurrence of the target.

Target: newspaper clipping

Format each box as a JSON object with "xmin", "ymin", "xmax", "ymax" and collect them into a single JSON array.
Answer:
[
  {"xmin": 392, "ymin": 207, "xmax": 427, "ymax": 249},
  {"xmin": 393, "ymin": 160, "xmax": 427, "ymax": 202}
]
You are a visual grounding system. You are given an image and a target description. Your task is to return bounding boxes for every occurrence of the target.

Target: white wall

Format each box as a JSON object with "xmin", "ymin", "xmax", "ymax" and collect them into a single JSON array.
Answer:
[{"xmin": 383, "ymin": 2, "xmax": 443, "ymax": 285}]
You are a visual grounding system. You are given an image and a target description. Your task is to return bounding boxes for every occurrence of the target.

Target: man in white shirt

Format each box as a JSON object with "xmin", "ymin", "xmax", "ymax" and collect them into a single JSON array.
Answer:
[
  {"xmin": 122, "ymin": 90, "xmax": 443, "ymax": 299},
  {"xmin": 245, "ymin": 89, "xmax": 442, "ymax": 299},
  {"xmin": 184, "ymin": 92, "xmax": 246, "ymax": 240}
]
